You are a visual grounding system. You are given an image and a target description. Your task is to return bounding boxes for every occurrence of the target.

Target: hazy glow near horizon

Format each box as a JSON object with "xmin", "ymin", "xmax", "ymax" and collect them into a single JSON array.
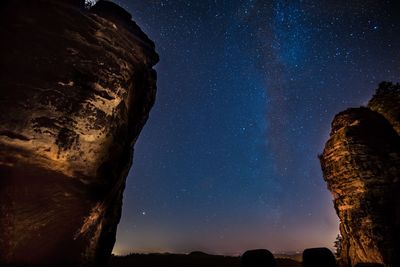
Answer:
[{"xmin": 110, "ymin": 0, "xmax": 400, "ymax": 255}]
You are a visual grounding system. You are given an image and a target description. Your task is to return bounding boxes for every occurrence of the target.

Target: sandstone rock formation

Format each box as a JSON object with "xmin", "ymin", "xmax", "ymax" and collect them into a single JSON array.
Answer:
[
  {"xmin": 320, "ymin": 82, "xmax": 400, "ymax": 267},
  {"xmin": 0, "ymin": 0, "xmax": 158, "ymax": 266}
]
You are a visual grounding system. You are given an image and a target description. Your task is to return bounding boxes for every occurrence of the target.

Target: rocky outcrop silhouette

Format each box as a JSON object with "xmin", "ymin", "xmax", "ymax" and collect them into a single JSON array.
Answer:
[
  {"xmin": 241, "ymin": 249, "xmax": 276, "ymax": 267},
  {"xmin": 0, "ymin": 0, "xmax": 158, "ymax": 266},
  {"xmin": 320, "ymin": 83, "xmax": 400, "ymax": 267},
  {"xmin": 302, "ymin": 247, "xmax": 337, "ymax": 267},
  {"xmin": 368, "ymin": 82, "xmax": 400, "ymax": 135}
]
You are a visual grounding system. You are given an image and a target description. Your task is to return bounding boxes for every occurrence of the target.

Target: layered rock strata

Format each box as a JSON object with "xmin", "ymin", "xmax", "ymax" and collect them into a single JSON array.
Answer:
[
  {"xmin": 320, "ymin": 83, "xmax": 400, "ymax": 267},
  {"xmin": 0, "ymin": 0, "xmax": 158, "ymax": 266}
]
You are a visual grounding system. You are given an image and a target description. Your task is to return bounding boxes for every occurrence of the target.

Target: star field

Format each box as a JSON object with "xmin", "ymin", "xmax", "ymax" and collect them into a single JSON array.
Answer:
[{"xmin": 110, "ymin": 0, "xmax": 400, "ymax": 255}]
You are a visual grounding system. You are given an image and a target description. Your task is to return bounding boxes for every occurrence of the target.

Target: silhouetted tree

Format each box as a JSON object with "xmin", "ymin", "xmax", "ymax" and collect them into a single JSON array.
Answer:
[{"xmin": 333, "ymin": 234, "xmax": 342, "ymax": 257}]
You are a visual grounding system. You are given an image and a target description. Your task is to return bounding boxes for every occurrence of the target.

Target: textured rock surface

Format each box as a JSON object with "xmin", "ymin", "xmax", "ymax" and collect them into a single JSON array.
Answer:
[
  {"xmin": 0, "ymin": 0, "xmax": 158, "ymax": 266},
  {"xmin": 320, "ymin": 83, "xmax": 400, "ymax": 267}
]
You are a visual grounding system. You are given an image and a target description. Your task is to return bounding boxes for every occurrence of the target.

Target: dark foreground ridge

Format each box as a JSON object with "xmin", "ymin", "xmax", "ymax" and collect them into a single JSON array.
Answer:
[
  {"xmin": 0, "ymin": 0, "xmax": 158, "ymax": 266},
  {"xmin": 109, "ymin": 248, "xmax": 378, "ymax": 267},
  {"xmin": 108, "ymin": 250, "xmax": 300, "ymax": 267},
  {"xmin": 320, "ymin": 82, "xmax": 400, "ymax": 267}
]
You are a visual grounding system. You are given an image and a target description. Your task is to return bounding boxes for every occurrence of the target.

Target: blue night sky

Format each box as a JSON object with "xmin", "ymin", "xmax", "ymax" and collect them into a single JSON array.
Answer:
[{"xmin": 109, "ymin": 0, "xmax": 400, "ymax": 255}]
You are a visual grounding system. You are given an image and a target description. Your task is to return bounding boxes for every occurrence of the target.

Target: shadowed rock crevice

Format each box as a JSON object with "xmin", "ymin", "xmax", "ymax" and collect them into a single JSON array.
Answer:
[
  {"xmin": 320, "ymin": 82, "xmax": 400, "ymax": 267},
  {"xmin": 0, "ymin": 0, "xmax": 158, "ymax": 266}
]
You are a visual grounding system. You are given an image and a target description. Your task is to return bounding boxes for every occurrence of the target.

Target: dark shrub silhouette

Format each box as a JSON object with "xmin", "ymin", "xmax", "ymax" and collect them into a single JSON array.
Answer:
[
  {"xmin": 241, "ymin": 249, "xmax": 276, "ymax": 267},
  {"xmin": 302, "ymin": 248, "xmax": 336, "ymax": 267},
  {"xmin": 354, "ymin": 264, "xmax": 384, "ymax": 267}
]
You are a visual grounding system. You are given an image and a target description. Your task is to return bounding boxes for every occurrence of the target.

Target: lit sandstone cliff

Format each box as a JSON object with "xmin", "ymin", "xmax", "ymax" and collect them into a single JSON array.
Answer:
[
  {"xmin": 320, "ymin": 82, "xmax": 400, "ymax": 267},
  {"xmin": 0, "ymin": 0, "xmax": 158, "ymax": 266}
]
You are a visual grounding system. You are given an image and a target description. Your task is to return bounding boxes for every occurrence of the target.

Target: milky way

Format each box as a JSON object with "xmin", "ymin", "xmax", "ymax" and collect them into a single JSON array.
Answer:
[{"xmin": 110, "ymin": 0, "xmax": 400, "ymax": 255}]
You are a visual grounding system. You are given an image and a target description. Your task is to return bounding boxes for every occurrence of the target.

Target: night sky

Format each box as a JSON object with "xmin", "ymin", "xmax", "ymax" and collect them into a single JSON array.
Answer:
[{"xmin": 109, "ymin": 0, "xmax": 400, "ymax": 255}]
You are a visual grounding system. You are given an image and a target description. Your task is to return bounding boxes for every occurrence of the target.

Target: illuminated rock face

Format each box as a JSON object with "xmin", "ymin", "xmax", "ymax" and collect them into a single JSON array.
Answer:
[
  {"xmin": 0, "ymin": 1, "xmax": 158, "ymax": 266},
  {"xmin": 320, "ymin": 83, "xmax": 400, "ymax": 267}
]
